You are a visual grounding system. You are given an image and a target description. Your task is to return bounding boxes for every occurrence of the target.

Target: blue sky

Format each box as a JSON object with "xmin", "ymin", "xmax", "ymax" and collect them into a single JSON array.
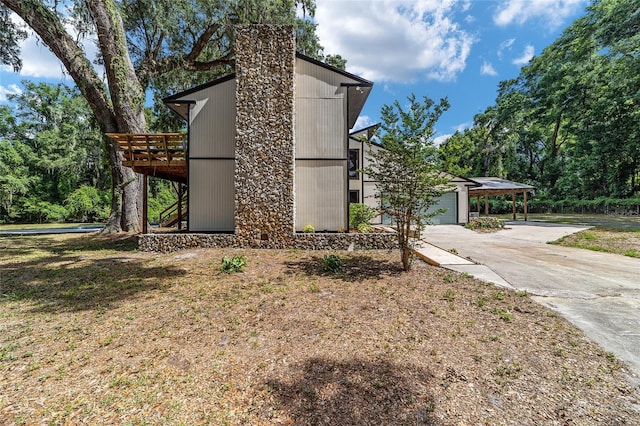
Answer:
[{"xmin": 0, "ymin": 0, "xmax": 590, "ymax": 143}]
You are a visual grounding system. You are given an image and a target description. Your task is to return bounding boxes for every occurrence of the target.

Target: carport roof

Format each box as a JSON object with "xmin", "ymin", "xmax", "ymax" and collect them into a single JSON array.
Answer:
[{"xmin": 469, "ymin": 177, "xmax": 534, "ymax": 196}]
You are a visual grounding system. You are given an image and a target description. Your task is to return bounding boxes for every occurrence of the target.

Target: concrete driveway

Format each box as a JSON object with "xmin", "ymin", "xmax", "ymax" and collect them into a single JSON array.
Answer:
[{"xmin": 422, "ymin": 222, "xmax": 640, "ymax": 381}]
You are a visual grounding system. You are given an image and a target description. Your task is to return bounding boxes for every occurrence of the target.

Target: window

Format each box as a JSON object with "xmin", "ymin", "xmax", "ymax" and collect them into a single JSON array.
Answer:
[
  {"xmin": 348, "ymin": 149, "xmax": 359, "ymax": 179},
  {"xmin": 349, "ymin": 190, "xmax": 360, "ymax": 204}
]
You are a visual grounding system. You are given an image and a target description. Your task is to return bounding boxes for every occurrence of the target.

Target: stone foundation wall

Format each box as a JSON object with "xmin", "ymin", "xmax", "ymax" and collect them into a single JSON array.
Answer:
[{"xmin": 138, "ymin": 232, "xmax": 398, "ymax": 253}]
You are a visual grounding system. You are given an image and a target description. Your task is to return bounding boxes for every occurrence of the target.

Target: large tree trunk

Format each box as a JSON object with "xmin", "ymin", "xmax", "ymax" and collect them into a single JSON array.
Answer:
[
  {"xmin": 3, "ymin": 0, "xmax": 145, "ymax": 233},
  {"xmin": 87, "ymin": 0, "xmax": 147, "ymax": 233}
]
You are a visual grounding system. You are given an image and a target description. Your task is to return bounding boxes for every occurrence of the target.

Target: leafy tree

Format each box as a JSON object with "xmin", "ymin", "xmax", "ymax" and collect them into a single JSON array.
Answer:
[
  {"xmin": 0, "ymin": 82, "xmax": 109, "ymax": 223},
  {"xmin": 438, "ymin": 0, "xmax": 639, "ymax": 204},
  {"xmin": 0, "ymin": 0, "xmax": 328, "ymax": 232},
  {"xmin": 364, "ymin": 94, "xmax": 451, "ymax": 271}
]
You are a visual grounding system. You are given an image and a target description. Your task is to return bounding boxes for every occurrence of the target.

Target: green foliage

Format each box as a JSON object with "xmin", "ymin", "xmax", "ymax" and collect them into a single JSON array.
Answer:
[
  {"xmin": 147, "ymin": 179, "xmax": 180, "ymax": 224},
  {"xmin": 349, "ymin": 203, "xmax": 376, "ymax": 229},
  {"xmin": 65, "ymin": 186, "xmax": 109, "ymax": 222},
  {"xmin": 437, "ymin": 0, "xmax": 640, "ymax": 202},
  {"xmin": 322, "ymin": 254, "xmax": 343, "ymax": 274},
  {"xmin": 357, "ymin": 222, "xmax": 373, "ymax": 234},
  {"xmin": 0, "ymin": 82, "xmax": 108, "ymax": 224},
  {"xmin": 302, "ymin": 224, "xmax": 315, "ymax": 233},
  {"xmin": 363, "ymin": 94, "xmax": 451, "ymax": 271},
  {"xmin": 465, "ymin": 217, "xmax": 505, "ymax": 231},
  {"xmin": 221, "ymin": 255, "xmax": 246, "ymax": 274}
]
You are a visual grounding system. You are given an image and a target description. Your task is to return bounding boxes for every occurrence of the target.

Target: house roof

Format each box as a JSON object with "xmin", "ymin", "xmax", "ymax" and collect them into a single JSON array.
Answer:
[
  {"xmin": 468, "ymin": 177, "xmax": 535, "ymax": 196},
  {"xmin": 163, "ymin": 53, "xmax": 373, "ymax": 127}
]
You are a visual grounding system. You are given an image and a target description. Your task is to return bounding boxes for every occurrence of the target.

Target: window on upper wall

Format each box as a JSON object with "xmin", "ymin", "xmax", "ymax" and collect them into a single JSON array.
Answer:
[{"xmin": 348, "ymin": 149, "xmax": 359, "ymax": 179}]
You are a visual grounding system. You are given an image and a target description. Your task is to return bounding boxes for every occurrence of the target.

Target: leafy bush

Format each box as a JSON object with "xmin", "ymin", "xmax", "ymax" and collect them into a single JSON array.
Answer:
[
  {"xmin": 349, "ymin": 203, "xmax": 376, "ymax": 229},
  {"xmin": 322, "ymin": 254, "xmax": 343, "ymax": 273},
  {"xmin": 465, "ymin": 217, "xmax": 505, "ymax": 231},
  {"xmin": 221, "ymin": 255, "xmax": 246, "ymax": 273},
  {"xmin": 65, "ymin": 185, "xmax": 109, "ymax": 222},
  {"xmin": 357, "ymin": 222, "xmax": 373, "ymax": 233},
  {"xmin": 302, "ymin": 224, "xmax": 315, "ymax": 233}
]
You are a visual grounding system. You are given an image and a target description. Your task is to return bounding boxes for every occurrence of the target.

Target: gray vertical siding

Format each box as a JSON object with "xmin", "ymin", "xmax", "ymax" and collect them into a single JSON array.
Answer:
[
  {"xmin": 182, "ymin": 79, "xmax": 236, "ymax": 232},
  {"xmin": 295, "ymin": 160, "xmax": 346, "ymax": 231},
  {"xmin": 186, "ymin": 79, "xmax": 236, "ymax": 158},
  {"xmin": 189, "ymin": 160, "xmax": 235, "ymax": 232},
  {"xmin": 294, "ymin": 57, "xmax": 353, "ymax": 231}
]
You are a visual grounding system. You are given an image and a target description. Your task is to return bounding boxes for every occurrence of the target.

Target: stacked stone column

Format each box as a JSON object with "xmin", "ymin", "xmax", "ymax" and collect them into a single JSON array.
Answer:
[{"xmin": 234, "ymin": 25, "xmax": 296, "ymax": 247}]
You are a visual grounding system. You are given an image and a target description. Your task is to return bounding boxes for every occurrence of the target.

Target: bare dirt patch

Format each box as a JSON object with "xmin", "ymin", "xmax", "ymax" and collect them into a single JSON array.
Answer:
[{"xmin": 1, "ymin": 234, "xmax": 639, "ymax": 425}]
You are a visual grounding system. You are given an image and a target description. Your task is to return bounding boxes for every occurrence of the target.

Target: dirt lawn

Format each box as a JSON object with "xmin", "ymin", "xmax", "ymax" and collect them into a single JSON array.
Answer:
[{"xmin": 1, "ymin": 234, "xmax": 639, "ymax": 425}]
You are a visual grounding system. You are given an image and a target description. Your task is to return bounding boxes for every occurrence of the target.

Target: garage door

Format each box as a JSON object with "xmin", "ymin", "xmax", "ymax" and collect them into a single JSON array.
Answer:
[{"xmin": 427, "ymin": 192, "xmax": 457, "ymax": 224}]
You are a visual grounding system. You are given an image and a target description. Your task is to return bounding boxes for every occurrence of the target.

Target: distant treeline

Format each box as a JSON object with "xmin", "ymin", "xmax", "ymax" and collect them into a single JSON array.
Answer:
[{"xmin": 438, "ymin": 0, "xmax": 639, "ymax": 202}]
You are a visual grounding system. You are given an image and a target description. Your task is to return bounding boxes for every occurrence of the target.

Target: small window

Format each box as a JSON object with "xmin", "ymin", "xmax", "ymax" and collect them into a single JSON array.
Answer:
[
  {"xmin": 348, "ymin": 149, "xmax": 359, "ymax": 179},
  {"xmin": 349, "ymin": 190, "xmax": 360, "ymax": 204}
]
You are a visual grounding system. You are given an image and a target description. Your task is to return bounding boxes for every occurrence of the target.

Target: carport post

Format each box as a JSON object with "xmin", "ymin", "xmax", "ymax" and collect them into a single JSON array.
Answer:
[
  {"xmin": 524, "ymin": 191, "xmax": 528, "ymax": 221},
  {"xmin": 512, "ymin": 193, "xmax": 516, "ymax": 220},
  {"xmin": 484, "ymin": 194, "xmax": 489, "ymax": 217}
]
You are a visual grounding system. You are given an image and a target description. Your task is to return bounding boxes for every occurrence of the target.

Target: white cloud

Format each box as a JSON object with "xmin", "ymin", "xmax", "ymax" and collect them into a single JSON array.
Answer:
[
  {"xmin": 315, "ymin": 0, "xmax": 475, "ymax": 82},
  {"xmin": 512, "ymin": 45, "xmax": 534, "ymax": 65},
  {"xmin": 480, "ymin": 61, "xmax": 498, "ymax": 76},
  {"xmin": 353, "ymin": 115, "xmax": 375, "ymax": 131},
  {"xmin": 433, "ymin": 134, "xmax": 452, "ymax": 146},
  {"xmin": 497, "ymin": 38, "xmax": 515, "ymax": 59},
  {"xmin": 6, "ymin": 12, "xmax": 101, "ymax": 80},
  {"xmin": 493, "ymin": 0, "xmax": 587, "ymax": 29},
  {"xmin": 0, "ymin": 84, "xmax": 23, "ymax": 102}
]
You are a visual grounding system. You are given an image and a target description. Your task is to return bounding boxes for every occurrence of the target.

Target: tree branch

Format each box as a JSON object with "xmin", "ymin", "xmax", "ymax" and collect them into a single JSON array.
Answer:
[{"xmin": 2, "ymin": 0, "xmax": 117, "ymax": 132}]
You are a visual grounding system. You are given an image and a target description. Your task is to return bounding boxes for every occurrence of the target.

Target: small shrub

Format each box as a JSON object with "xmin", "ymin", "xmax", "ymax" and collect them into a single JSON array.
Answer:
[
  {"xmin": 349, "ymin": 203, "xmax": 376, "ymax": 228},
  {"xmin": 302, "ymin": 224, "xmax": 315, "ymax": 233},
  {"xmin": 357, "ymin": 222, "xmax": 373, "ymax": 233},
  {"xmin": 465, "ymin": 217, "xmax": 505, "ymax": 231},
  {"xmin": 322, "ymin": 254, "xmax": 343, "ymax": 273},
  {"xmin": 221, "ymin": 255, "xmax": 246, "ymax": 273},
  {"xmin": 443, "ymin": 288, "xmax": 455, "ymax": 301}
]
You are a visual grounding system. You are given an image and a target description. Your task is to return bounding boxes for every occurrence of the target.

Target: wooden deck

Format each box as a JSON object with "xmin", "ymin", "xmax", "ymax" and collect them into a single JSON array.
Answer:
[{"xmin": 107, "ymin": 133, "xmax": 187, "ymax": 183}]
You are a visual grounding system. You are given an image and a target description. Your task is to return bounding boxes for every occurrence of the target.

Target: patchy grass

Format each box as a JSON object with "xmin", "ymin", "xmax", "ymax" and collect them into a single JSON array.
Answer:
[
  {"xmin": 1, "ymin": 234, "xmax": 639, "ymax": 425},
  {"xmin": 551, "ymin": 227, "xmax": 640, "ymax": 258}
]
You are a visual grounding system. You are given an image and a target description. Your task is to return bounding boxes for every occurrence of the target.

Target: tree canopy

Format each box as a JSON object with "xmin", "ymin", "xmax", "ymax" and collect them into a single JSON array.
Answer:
[
  {"xmin": 0, "ymin": 0, "xmax": 329, "ymax": 231},
  {"xmin": 438, "ymin": 0, "xmax": 639, "ymax": 204}
]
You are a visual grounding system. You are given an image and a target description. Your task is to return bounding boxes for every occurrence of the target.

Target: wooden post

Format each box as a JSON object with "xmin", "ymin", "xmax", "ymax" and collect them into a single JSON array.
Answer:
[
  {"xmin": 484, "ymin": 194, "xmax": 489, "ymax": 216},
  {"xmin": 177, "ymin": 183, "xmax": 183, "ymax": 231},
  {"xmin": 477, "ymin": 196, "xmax": 481, "ymax": 216},
  {"xmin": 512, "ymin": 192, "xmax": 517, "ymax": 221},
  {"xmin": 524, "ymin": 191, "xmax": 528, "ymax": 221},
  {"xmin": 142, "ymin": 174, "xmax": 148, "ymax": 234}
]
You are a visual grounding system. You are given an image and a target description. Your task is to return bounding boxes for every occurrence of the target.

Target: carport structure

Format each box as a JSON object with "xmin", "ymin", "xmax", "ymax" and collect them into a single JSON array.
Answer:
[{"xmin": 469, "ymin": 177, "xmax": 535, "ymax": 220}]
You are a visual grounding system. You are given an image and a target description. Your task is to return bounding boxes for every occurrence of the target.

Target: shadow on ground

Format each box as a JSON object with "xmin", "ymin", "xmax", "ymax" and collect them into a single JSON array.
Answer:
[
  {"xmin": 0, "ymin": 234, "xmax": 185, "ymax": 313},
  {"xmin": 284, "ymin": 254, "xmax": 403, "ymax": 283},
  {"xmin": 267, "ymin": 357, "xmax": 437, "ymax": 425}
]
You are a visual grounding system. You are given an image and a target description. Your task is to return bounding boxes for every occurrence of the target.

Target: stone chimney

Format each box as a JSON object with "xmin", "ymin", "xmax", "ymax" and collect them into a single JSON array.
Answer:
[{"xmin": 234, "ymin": 25, "xmax": 296, "ymax": 247}]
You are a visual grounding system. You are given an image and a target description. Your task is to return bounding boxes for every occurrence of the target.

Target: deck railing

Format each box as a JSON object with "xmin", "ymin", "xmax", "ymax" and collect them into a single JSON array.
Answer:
[{"xmin": 106, "ymin": 133, "xmax": 187, "ymax": 166}]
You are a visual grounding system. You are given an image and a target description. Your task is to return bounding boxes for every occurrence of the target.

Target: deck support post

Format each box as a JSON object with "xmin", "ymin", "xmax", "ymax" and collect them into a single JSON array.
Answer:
[
  {"xmin": 512, "ymin": 193, "xmax": 517, "ymax": 221},
  {"xmin": 177, "ymin": 183, "xmax": 183, "ymax": 231},
  {"xmin": 142, "ymin": 174, "xmax": 148, "ymax": 234},
  {"xmin": 524, "ymin": 191, "xmax": 528, "ymax": 221},
  {"xmin": 484, "ymin": 194, "xmax": 489, "ymax": 217}
]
